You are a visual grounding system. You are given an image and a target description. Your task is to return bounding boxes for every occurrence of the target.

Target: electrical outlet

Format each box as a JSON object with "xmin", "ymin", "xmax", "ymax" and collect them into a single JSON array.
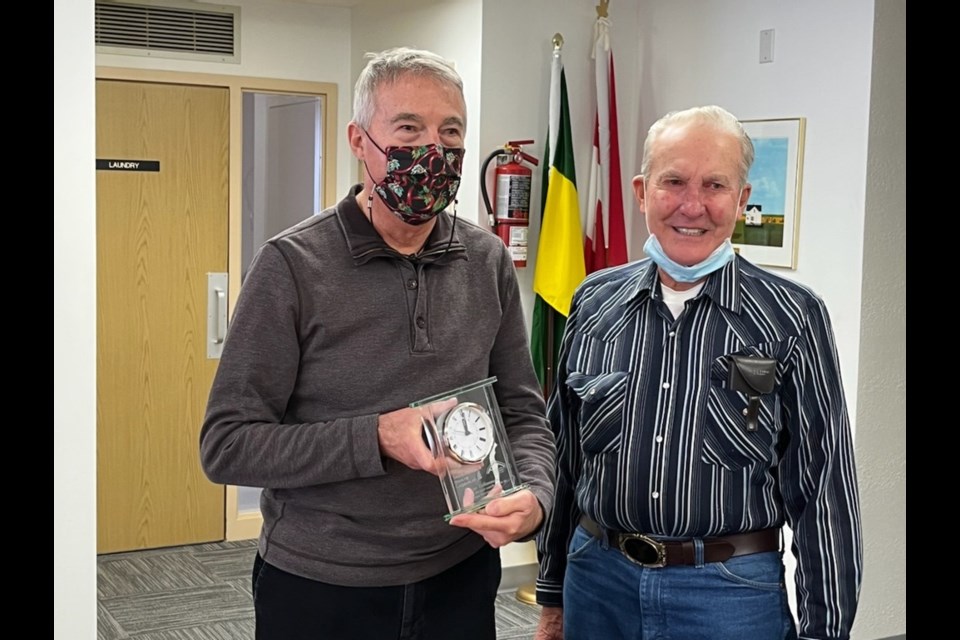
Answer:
[{"xmin": 760, "ymin": 29, "xmax": 775, "ymax": 63}]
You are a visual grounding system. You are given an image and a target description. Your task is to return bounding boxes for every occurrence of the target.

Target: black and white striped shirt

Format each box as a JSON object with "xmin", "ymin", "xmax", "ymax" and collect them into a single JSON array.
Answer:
[{"xmin": 536, "ymin": 256, "xmax": 862, "ymax": 640}]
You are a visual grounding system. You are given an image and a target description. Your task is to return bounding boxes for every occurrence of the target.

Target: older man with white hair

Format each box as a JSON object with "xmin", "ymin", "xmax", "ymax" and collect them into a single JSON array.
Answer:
[{"xmin": 535, "ymin": 105, "xmax": 862, "ymax": 640}]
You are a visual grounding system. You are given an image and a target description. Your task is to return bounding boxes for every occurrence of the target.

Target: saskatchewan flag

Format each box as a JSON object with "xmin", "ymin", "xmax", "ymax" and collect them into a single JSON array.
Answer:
[{"xmin": 531, "ymin": 48, "xmax": 586, "ymax": 393}]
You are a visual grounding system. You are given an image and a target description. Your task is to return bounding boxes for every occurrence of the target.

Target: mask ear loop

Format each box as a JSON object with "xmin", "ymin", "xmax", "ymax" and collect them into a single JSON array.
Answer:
[
  {"xmin": 440, "ymin": 149, "xmax": 464, "ymax": 258},
  {"xmin": 359, "ymin": 126, "xmax": 386, "ymax": 233},
  {"xmin": 442, "ymin": 199, "xmax": 458, "ymax": 258},
  {"xmin": 364, "ymin": 191, "xmax": 384, "ymax": 243},
  {"xmin": 360, "ymin": 152, "xmax": 379, "ymax": 235}
]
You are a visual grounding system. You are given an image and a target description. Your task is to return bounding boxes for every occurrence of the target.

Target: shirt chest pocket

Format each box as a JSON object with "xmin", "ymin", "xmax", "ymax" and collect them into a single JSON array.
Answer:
[
  {"xmin": 567, "ymin": 371, "xmax": 628, "ymax": 454},
  {"xmin": 701, "ymin": 343, "xmax": 790, "ymax": 471}
]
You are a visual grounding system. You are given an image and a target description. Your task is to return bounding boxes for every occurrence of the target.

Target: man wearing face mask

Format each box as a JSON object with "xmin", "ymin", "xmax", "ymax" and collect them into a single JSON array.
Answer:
[
  {"xmin": 200, "ymin": 47, "xmax": 555, "ymax": 640},
  {"xmin": 534, "ymin": 106, "xmax": 861, "ymax": 640}
]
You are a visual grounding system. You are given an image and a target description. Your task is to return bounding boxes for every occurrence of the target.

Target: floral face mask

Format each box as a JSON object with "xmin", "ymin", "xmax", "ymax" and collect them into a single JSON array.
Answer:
[{"xmin": 364, "ymin": 130, "xmax": 464, "ymax": 225}]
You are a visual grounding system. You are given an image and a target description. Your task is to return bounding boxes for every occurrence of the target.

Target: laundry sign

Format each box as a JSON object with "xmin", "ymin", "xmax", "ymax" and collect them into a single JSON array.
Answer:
[{"xmin": 96, "ymin": 159, "xmax": 160, "ymax": 172}]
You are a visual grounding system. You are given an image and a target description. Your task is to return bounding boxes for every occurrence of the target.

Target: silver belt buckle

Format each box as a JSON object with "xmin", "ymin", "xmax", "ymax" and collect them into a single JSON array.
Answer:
[{"xmin": 618, "ymin": 533, "xmax": 667, "ymax": 568}]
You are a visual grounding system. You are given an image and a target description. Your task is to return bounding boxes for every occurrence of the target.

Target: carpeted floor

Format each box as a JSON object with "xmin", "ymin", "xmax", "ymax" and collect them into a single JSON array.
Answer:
[{"xmin": 97, "ymin": 539, "xmax": 541, "ymax": 639}]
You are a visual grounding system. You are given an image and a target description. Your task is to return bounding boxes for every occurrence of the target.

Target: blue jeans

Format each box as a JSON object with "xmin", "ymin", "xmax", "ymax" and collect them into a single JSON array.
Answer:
[{"xmin": 563, "ymin": 525, "xmax": 797, "ymax": 640}]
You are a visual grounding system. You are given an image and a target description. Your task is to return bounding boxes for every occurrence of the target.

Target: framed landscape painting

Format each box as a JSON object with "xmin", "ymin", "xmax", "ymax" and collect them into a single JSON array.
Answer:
[{"xmin": 734, "ymin": 118, "xmax": 806, "ymax": 269}]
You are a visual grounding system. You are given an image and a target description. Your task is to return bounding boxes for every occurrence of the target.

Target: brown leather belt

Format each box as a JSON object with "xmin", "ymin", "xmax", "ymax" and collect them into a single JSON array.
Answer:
[{"xmin": 579, "ymin": 516, "xmax": 780, "ymax": 568}]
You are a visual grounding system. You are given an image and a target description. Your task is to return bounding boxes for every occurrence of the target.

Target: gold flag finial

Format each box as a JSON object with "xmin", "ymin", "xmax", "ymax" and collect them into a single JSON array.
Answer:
[
  {"xmin": 596, "ymin": 0, "xmax": 609, "ymax": 18},
  {"xmin": 552, "ymin": 33, "xmax": 564, "ymax": 51}
]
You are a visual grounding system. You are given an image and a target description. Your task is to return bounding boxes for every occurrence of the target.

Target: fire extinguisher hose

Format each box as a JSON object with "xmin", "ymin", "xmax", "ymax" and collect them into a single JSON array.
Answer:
[{"xmin": 480, "ymin": 148, "xmax": 507, "ymax": 226}]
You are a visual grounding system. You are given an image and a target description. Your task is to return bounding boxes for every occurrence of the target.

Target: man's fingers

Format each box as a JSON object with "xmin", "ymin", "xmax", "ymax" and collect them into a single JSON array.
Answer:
[
  {"xmin": 482, "ymin": 492, "xmax": 514, "ymax": 516},
  {"xmin": 448, "ymin": 509, "xmax": 516, "ymax": 535},
  {"xmin": 427, "ymin": 397, "xmax": 458, "ymax": 419}
]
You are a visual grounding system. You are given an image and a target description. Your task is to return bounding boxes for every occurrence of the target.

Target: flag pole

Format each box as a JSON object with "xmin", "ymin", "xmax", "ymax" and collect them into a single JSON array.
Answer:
[
  {"xmin": 542, "ymin": 31, "xmax": 563, "ymax": 403},
  {"xmin": 543, "ymin": 32, "xmax": 563, "ymax": 401},
  {"xmin": 517, "ymin": 30, "xmax": 568, "ymax": 610},
  {"xmin": 543, "ymin": 308, "xmax": 555, "ymax": 399}
]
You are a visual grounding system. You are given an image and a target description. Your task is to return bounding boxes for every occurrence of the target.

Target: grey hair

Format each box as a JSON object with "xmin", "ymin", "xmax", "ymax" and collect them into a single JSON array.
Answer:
[
  {"xmin": 352, "ymin": 47, "xmax": 465, "ymax": 130},
  {"xmin": 640, "ymin": 105, "xmax": 755, "ymax": 188}
]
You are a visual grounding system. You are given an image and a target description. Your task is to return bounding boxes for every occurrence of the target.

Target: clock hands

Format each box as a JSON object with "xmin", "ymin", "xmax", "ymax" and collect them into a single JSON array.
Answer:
[{"xmin": 439, "ymin": 403, "xmax": 493, "ymax": 463}]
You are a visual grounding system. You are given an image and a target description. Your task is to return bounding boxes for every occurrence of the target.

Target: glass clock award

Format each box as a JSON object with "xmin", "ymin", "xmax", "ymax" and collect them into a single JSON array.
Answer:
[{"xmin": 411, "ymin": 377, "xmax": 527, "ymax": 520}]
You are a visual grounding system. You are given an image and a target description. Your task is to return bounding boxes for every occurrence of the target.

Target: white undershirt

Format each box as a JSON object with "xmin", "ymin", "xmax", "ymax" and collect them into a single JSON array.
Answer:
[{"xmin": 660, "ymin": 281, "xmax": 704, "ymax": 319}]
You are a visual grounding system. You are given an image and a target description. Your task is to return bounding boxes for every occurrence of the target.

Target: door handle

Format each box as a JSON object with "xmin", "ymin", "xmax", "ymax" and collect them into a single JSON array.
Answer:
[
  {"xmin": 213, "ymin": 287, "xmax": 227, "ymax": 344},
  {"xmin": 207, "ymin": 273, "xmax": 229, "ymax": 359}
]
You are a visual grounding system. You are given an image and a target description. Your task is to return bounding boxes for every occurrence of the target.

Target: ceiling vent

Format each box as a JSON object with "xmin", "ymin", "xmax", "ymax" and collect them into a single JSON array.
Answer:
[{"xmin": 95, "ymin": 0, "xmax": 239, "ymax": 63}]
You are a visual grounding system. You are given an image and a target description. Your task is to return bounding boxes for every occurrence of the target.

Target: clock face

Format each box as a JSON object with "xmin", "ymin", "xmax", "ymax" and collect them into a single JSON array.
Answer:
[{"xmin": 440, "ymin": 402, "xmax": 494, "ymax": 463}]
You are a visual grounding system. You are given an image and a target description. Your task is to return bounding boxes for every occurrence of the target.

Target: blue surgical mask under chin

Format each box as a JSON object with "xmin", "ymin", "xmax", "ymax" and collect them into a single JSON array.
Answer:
[{"xmin": 643, "ymin": 234, "xmax": 735, "ymax": 283}]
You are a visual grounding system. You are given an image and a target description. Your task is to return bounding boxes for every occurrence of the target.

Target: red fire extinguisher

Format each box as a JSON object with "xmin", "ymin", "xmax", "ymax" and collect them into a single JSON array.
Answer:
[{"xmin": 481, "ymin": 140, "xmax": 538, "ymax": 268}]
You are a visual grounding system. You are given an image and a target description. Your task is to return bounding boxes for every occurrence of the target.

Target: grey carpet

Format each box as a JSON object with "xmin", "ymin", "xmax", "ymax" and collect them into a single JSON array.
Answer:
[{"xmin": 97, "ymin": 539, "xmax": 540, "ymax": 639}]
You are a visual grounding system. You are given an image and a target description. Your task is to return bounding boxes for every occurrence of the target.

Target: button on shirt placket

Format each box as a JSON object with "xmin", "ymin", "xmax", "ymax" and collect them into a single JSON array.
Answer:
[
  {"xmin": 650, "ymin": 320, "xmax": 681, "ymax": 518},
  {"xmin": 400, "ymin": 261, "xmax": 431, "ymax": 352}
]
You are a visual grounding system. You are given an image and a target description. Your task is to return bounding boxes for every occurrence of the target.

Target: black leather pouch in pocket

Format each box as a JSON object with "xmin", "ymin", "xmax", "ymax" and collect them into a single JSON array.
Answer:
[{"xmin": 728, "ymin": 356, "xmax": 777, "ymax": 432}]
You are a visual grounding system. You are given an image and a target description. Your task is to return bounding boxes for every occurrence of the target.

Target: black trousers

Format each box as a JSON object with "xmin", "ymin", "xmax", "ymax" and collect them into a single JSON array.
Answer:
[{"xmin": 252, "ymin": 545, "xmax": 501, "ymax": 640}]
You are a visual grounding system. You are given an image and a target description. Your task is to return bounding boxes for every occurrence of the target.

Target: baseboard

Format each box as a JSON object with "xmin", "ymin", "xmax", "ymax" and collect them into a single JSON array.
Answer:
[
  {"xmin": 226, "ymin": 511, "xmax": 262, "ymax": 541},
  {"xmin": 499, "ymin": 562, "xmax": 537, "ymax": 593}
]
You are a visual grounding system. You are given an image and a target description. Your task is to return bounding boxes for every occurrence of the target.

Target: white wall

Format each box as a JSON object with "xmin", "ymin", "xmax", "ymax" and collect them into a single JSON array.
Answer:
[
  {"xmin": 54, "ymin": 0, "xmax": 97, "ymax": 638},
  {"xmin": 854, "ymin": 1, "xmax": 907, "ymax": 637}
]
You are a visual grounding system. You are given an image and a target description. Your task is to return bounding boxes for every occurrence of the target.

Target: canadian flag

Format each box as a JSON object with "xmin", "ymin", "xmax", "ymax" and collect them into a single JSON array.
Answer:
[{"xmin": 584, "ymin": 16, "xmax": 628, "ymax": 273}]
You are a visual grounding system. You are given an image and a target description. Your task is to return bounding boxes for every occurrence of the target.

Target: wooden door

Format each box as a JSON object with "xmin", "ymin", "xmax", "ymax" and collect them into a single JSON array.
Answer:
[{"xmin": 96, "ymin": 79, "xmax": 227, "ymax": 553}]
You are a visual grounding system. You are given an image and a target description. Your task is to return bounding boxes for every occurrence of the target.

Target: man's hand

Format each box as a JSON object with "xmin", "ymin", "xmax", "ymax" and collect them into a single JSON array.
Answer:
[
  {"xmin": 447, "ymin": 488, "xmax": 543, "ymax": 547},
  {"xmin": 534, "ymin": 606, "xmax": 563, "ymax": 640},
  {"xmin": 377, "ymin": 399, "xmax": 457, "ymax": 474}
]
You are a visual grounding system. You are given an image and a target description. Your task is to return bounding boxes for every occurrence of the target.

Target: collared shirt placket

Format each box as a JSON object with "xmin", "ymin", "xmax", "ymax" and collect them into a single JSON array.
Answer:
[
  {"xmin": 398, "ymin": 260, "xmax": 431, "ymax": 353},
  {"xmin": 648, "ymin": 294, "xmax": 683, "ymax": 534}
]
